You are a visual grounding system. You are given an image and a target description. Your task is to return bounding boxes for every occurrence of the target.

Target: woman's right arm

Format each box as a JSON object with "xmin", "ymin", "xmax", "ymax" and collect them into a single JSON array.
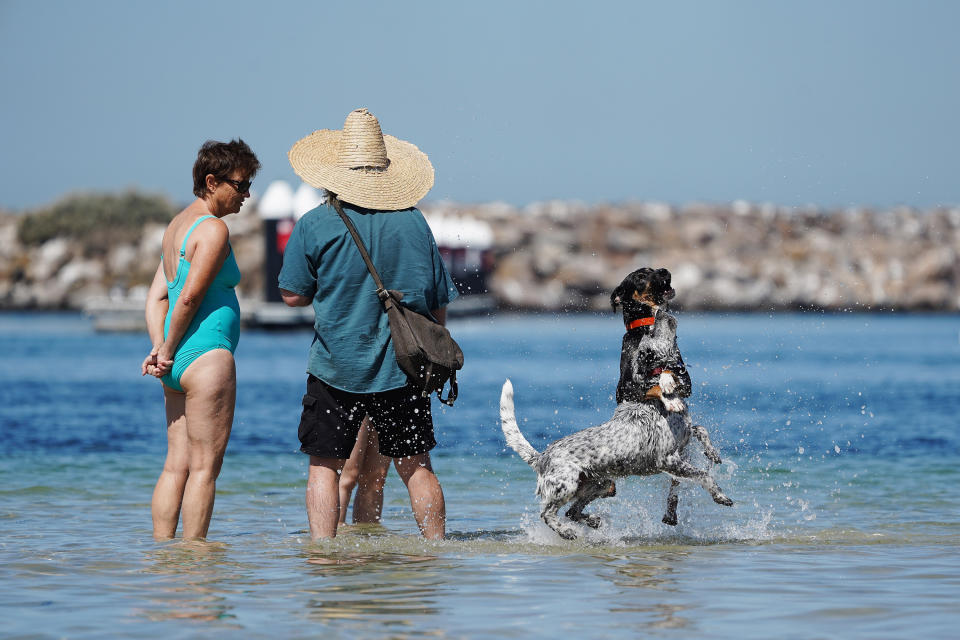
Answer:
[
  {"xmin": 157, "ymin": 220, "xmax": 230, "ymax": 368},
  {"xmin": 143, "ymin": 263, "xmax": 170, "ymax": 376}
]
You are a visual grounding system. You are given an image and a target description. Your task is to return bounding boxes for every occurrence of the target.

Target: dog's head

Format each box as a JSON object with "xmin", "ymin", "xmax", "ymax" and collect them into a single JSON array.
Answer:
[{"xmin": 610, "ymin": 268, "xmax": 675, "ymax": 324}]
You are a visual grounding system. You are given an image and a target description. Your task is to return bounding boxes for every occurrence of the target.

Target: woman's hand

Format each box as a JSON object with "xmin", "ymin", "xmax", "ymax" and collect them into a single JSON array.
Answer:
[
  {"xmin": 154, "ymin": 346, "xmax": 174, "ymax": 377},
  {"xmin": 141, "ymin": 346, "xmax": 173, "ymax": 378}
]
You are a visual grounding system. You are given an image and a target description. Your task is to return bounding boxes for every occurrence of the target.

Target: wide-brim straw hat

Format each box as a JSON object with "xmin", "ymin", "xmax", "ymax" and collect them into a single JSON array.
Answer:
[{"xmin": 288, "ymin": 108, "xmax": 434, "ymax": 210}]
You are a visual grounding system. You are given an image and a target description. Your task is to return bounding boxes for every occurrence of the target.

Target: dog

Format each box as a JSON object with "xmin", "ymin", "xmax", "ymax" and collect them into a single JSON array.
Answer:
[
  {"xmin": 499, "ymin": 268, "xmax": 732, "ymax": 540},
  {"xmin": 611, "ymin": 267, "xmax": 690, "ymax": 413},
  {"xmin": 611, "ymin": 267, "xmax": 729, "ymax": 525}
]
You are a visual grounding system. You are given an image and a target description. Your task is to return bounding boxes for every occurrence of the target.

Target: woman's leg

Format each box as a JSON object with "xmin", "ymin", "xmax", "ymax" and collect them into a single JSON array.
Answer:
[
  {"xmin": 152, "ymin": 388, "xmax": 189, "ymax": 540},
  {"xmin": 178, "ymin": 349, "xmax": 236, "ymax": 539},
  {"xmin": 337, "ymin": 417, "xmax": 371, "ymax": 525},
  {"xmin": 352, "ymin": 425, "xmax": 391, "ymax": 523}
]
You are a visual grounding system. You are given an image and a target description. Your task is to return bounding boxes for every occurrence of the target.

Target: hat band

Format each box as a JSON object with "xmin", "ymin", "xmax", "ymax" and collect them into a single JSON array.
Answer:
[{"xmin": 348, "ymin": 160, "xmax": 391, "ymax": 173}]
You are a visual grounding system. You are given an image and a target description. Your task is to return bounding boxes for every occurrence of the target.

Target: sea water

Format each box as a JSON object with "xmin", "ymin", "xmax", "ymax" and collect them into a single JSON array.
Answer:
[{"xmin": 1, "ymin": 311, "xmax": 958, "ymax": 638}]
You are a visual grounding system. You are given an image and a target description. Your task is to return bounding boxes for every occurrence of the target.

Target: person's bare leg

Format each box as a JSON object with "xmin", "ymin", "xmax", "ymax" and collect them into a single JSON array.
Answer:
[
  {"xmin": 152, "ymin": 388, "xmax": 189, "ymax": 540},
  {"xmin": 337, "ymin": 418, "xmax": 371, "ymax": 524},
  {"xmin": 178, "ymin": 349, "xmax": 236, "ymax": 540},
  {"xmin": 393, "ymin": 453, "xmax": 445, "ymax": 539},
  {"xmin": 353, "ymin": 425, "xmax": 390, "ymax": 523},
  {"xmin": 307, "ymin": 457, "xmax": 345, "ymax": 539}
]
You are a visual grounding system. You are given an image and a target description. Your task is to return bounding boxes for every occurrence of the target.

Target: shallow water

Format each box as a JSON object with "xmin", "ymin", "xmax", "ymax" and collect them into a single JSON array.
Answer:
[{"xmin": 1, "ymin": 311, "xmax": 959, "ymax": 638}]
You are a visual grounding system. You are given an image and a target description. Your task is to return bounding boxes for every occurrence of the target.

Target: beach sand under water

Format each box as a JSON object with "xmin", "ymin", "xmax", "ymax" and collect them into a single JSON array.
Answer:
[{"xmin": 1, "ymin": 311, "xmax": 958, "ymax": 638}]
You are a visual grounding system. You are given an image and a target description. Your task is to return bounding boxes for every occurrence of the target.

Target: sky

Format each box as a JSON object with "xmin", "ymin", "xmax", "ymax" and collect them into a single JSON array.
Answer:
[{"xmin": 1, "ymin": 0, "xmax": 958, "ymax": 211}]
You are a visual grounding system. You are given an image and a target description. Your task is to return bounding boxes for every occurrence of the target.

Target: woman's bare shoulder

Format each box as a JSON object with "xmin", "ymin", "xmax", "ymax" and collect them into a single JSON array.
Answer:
[
  {"xmin": 166, "ymin": 206, "xmax": 230, "ymax": 260},
  {"xmin": 188, "ymin": 216, "xmax": 230, "ymax": 254}
]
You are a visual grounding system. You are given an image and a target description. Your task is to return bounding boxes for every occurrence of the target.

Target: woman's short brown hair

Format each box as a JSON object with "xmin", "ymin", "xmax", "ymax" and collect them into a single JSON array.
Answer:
[{"xmin": 192, "ymin": 139, "xmax": 261, "ymax": 198}]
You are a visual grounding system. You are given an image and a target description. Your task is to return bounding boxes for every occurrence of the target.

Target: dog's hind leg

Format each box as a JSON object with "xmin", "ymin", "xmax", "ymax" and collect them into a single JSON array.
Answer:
[
  {"xmin": 663, "ymin": 456, "xmax": 733, "ymax": 507},
  {"xmin": 691, "ymin": 425, "xmax": 722, "ymax": 464},
  {"xmin": 565, "ymin": 477, "xmax": 612, "ymax": 529},
  {"xmin": 565, "ymin": 499, "xmax": 602, "ymax": 529},
  {"xmin": 541, "ymin": 499, "xmax": 579, "ymax": 540},
  {"xmin": 662, "ymin": 478, "xmax": 680, "ymax": 525}
]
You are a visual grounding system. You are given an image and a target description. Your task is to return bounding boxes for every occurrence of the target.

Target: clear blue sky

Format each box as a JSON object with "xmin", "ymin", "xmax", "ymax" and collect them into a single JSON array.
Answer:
[{"xmin": 1, "ymin": 0, "xmax": 957, "ymax": 210}]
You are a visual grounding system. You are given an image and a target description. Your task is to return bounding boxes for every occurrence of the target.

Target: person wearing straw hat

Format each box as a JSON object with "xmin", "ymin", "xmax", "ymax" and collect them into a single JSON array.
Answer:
[{"xmin": 279, "ymin": 108, "xmax": 459, "ymax": 540}]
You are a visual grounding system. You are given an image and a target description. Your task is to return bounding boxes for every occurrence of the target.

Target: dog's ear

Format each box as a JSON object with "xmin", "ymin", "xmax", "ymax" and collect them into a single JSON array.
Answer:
[{"xmin": 610, "ymin": 284, "xmax": 626, "ymax": 310}]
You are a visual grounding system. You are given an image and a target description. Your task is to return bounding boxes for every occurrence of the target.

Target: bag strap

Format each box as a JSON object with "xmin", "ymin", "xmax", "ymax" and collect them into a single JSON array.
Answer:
[
  {"xmin": 423, "ymin": 363, "xmax": 458, "ymax": 406},
  {"xmin": 442, "ymin": 370, "xmax": 458, "ymax": 405},
  {"xmin": 331, "ymin": 198, "xmax": 393, "ymax": 306}
]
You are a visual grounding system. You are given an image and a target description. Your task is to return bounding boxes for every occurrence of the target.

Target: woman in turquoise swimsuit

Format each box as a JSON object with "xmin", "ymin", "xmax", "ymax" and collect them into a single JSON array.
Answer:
[{"xmin": 141, "ymin": 139, "xmax": 260, "ymax": 540}]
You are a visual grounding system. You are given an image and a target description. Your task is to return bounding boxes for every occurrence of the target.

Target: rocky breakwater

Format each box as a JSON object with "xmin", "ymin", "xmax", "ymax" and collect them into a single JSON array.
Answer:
[
  {"xmin": 1, "ymin": 193, "xmax": 958, "ymax": 314},
  {"xmin": 0, "ymin": 196, "xmax": 265, "ymax": 311},
  {"xmin": 426, "ymin": 200, "xmax": 960, "ymax": 312}
]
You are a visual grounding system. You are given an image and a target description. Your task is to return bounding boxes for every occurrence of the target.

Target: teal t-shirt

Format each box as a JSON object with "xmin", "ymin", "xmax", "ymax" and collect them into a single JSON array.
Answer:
[{"xmin": 278, "ymin": 202, "xmax": 459, "ymax": 393}]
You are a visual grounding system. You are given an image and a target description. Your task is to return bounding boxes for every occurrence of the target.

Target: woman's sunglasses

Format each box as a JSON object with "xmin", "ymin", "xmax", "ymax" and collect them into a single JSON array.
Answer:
[{"xmin": 222, "ymin": 177, "xmax": 252, "ymax": 193}]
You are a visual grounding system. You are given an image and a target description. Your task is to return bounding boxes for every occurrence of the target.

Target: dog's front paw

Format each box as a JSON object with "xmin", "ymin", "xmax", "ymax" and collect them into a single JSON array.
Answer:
[
  {"xmin": 582, "ymin": 514, "xmax": 602, "ymax": 529},
  {"xmin": 556, "ymin": 526, "xmax": 579, "ymax": 540},
  {"xmin": 662, "ymin": 396, "xmax": 685, "ymax": 412},
  {"xmin": 704, "ymin": 448, "xmax": 723, "ymax": 465},
  {"xmin": 659, "ymin": 372, "xmax": 677, "ymax": 394},
  {"xmin": 713, "ymin": 493, "xmax": 734, "ymax": 507}
]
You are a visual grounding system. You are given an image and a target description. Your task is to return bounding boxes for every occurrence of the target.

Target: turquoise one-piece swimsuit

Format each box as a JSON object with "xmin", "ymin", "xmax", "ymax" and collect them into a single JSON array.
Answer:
[{"xmin": 161, "ymin": 215, "xmax": 241, "ymax": 391}]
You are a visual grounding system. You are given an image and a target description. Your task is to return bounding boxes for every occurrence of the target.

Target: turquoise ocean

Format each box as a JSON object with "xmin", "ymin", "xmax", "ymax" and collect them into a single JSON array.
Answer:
[{"xmin": 1, "ymin": 311, "xmax": 958, "ymax": 638}]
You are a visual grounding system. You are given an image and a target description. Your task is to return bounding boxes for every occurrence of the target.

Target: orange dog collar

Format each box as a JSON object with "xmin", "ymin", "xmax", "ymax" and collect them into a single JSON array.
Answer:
[{"xmin": 627, "ymin": 317, "xmax": 655, "ymax": 330}]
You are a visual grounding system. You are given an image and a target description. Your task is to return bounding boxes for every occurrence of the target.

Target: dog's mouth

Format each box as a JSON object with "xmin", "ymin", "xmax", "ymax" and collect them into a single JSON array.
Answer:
[{"xmin": 642, "ymin": 288, "xmax": 675, "ymax": 306}]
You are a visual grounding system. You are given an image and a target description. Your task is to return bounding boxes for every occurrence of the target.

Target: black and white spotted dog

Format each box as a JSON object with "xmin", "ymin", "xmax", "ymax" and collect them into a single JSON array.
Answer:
[{"xmin": 500, "ymin": 268, "xmax": 732, "ymax": 540}]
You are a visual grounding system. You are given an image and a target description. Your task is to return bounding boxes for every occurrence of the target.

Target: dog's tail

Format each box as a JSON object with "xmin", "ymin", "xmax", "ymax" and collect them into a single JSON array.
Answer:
[{"xmin": 500, "ymin": 379, "xmax": 539, "ymax": 466}]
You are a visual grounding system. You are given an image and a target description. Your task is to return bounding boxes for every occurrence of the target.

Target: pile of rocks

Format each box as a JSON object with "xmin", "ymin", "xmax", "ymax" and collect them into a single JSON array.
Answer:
[
  {"xmin": 1, "ymin": 200, "xmax": 958, "ymax": 312},
  {"xmin": 0, "ymin": 208, "xmax": 265, "ymax": 309},
  {"xmin": 431, "ymin": 200, "xmax": 960, "ymax": 312}
]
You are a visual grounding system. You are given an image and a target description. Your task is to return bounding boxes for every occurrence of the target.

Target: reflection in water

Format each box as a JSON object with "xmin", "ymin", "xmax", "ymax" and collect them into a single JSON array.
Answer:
[
  {"xmin": 139, "ymin": 540, "xmax": 243, "ymax": 626},
  {"xmin": 602, "ymin": 551, "xmax": 694, "ymax": 630},
  {"xmin": 298, "ymin": 542, "xmax": 457, "ymax": 628}
]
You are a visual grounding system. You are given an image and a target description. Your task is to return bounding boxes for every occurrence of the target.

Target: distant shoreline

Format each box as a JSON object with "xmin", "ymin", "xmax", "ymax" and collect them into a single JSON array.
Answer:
[{"xmin": 2, "ymin": 198, "xmax": 958, "ymax": 313}]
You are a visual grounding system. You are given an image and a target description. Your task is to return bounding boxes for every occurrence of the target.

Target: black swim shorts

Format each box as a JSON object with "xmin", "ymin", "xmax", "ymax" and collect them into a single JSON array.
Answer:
[{"xmin": 297, "ymin": 374, "xmax": 437, "ymax": 459}]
